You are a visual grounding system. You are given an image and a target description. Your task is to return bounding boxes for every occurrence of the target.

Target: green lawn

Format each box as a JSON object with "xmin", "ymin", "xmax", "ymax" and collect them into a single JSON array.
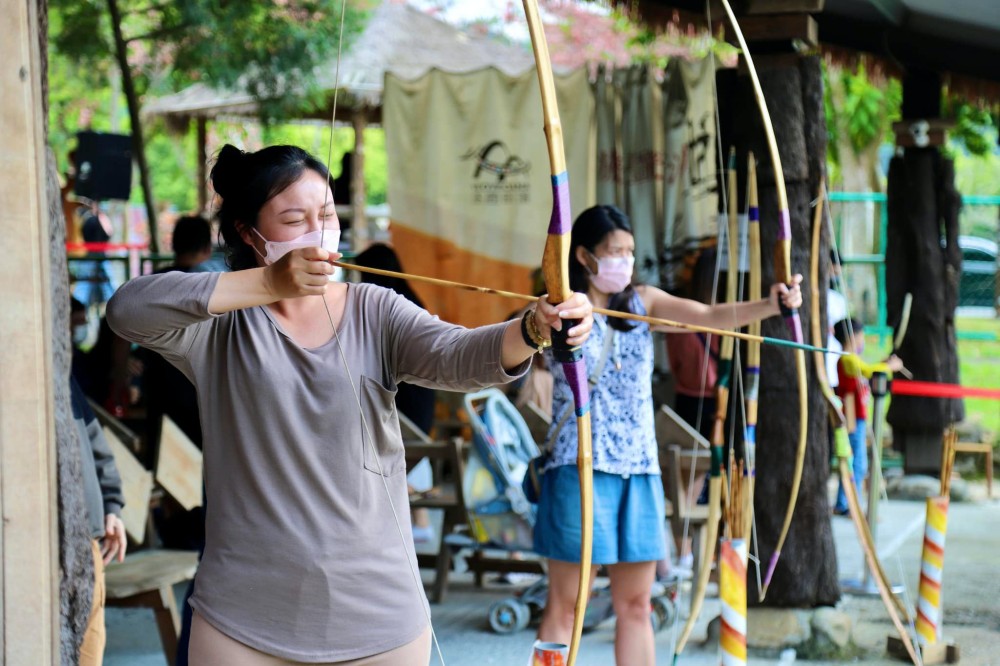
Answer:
[
  {"xmin": 954, "ymin": 317, "xmax": 1000, "ymax": 441},
  {"xmin": 867, "ymin": 317, "xmax": 1000, "ymax": 445}
]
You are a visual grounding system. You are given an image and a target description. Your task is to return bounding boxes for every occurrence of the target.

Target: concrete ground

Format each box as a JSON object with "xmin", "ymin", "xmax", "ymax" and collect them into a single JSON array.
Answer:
[{"xmin": 106, "ymin": 483, "xmax": 1000, "ymax": 666}]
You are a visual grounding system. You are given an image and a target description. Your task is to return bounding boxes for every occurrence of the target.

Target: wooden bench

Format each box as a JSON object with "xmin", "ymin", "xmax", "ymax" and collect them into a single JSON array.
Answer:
[
  {"xmin": 954, "ymin": 440, "xmax": 994, "ymax": 498},
  {"xmin": 663, "ymin": 445, "xmax": 711, "ymax": 593},
  {"xmin": 105, "ymin": 549, "xmax": 198, "ymax": 665},
  {"xmin": 405, "ymin": 437, "xmax": 467, "ymax": 603},
  {"xmin": 655, "ymin": 404, "xmax": 713, "ymax": 604},
  {"xmin": 92, "ymin": 409, "xmax": 203, "ymax": 662}
]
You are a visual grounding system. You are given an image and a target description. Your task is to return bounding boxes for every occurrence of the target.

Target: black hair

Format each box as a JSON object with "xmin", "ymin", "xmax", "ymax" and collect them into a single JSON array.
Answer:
[
  {"xmin": 687, "ymin": 247, "xmax": 717, "ymax": 305},
  {"xmin": 211, "ymin": 144, "xmax": 335, "ymax": 271},
  {"xmin": 354, "ymin": 243, "xmax": 425, "ymax": 309},
  {"xmin": 833, "ymin": 318, "xmax": 863, "ymax": 346},
  {"xmin": 171, "ymin": 215, "xmax": 212, "ymax": 256},
  {"xmin": 569, "ymin": 205, "xmax": 638, "ymax": 331}
]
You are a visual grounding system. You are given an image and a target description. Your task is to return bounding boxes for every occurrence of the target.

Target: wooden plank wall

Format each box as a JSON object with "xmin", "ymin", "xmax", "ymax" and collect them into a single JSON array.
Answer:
[{"xmin": 0, "ymin": 0, "xmax": 59, "ymax": 661}]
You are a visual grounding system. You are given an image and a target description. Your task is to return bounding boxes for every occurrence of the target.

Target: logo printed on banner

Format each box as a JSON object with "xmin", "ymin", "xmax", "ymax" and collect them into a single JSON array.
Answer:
[{"xmin": 461, "ymin": 141, "xmax": 532, "ymax": 205}]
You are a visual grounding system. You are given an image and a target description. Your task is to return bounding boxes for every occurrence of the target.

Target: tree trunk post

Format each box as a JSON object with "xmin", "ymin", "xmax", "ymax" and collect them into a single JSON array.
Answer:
[
  {"xmin": 717, "ymin": 50, "xmax": 840, "ymax": 607},
  {"xmin": 885, "ymin": 72, "xmax": 964, "ymax": 474}
]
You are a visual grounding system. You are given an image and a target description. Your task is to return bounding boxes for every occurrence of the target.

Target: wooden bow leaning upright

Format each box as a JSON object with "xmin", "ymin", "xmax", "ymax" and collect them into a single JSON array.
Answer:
[
  {"xmin": 717, "ymin": 0, "xmax": 809, "ymax": 600},
  {"xmin": 674, "ymin": 148, "xmax": 741, "ymax": 658},
  {"xmin": 521, "ymin": 3, "xmax": 593, "ymax": 664},
  {"xmin": 809, "ymin": 186, "xmax": 920, "ymax": 665}
]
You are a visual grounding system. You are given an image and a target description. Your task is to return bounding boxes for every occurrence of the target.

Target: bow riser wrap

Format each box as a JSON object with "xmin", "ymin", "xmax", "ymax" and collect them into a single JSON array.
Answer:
[{"xmin": 743, "ymin": 153, "xmax": 761, "ymax": 540}]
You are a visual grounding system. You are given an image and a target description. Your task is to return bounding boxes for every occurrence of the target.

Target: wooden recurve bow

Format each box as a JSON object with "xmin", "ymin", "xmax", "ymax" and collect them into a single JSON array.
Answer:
[
  {"xmin": 521, "ymin": 3, "xmax": 593, "ymax": 663},
  {"xmin": 809, "ymin": 183, "xmax": 919, "ymax": 664},
  {"xmin": 717, "ymin": 0, "xmax": 810, "ymax": 600},
  {"xmin": 675, "ymin": 148, "xmax": 741, "ymax": 657}
]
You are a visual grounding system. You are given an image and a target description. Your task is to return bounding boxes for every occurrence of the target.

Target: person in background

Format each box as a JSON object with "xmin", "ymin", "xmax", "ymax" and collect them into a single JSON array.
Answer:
[
  {"xmin": 71, "ymin": 375, "xmax": 128, "ymax": 666},
  {"xmin": 166, "ymin": 215, "xmax": 214, "ymax": 273},
  {"xmin": 332, "ymin": 151, "xmax": 354, "ymax": 206},
  {"xmin": 832, "ymin": 318, "xmax": 902, "ymax": 515},
  {"xmin": 826, "ymin": 250, "xmax": 848, "ymax": 391},
  {"xmin": 665, "ymin": 248, "xmax": 719, "ymax": 443},
  {"xmin": 354, "ymin": 243, "xmax": 438, "ymax": 543},
  {"xmin": 73, "ymin": 198, "xmax": 117, "ymax": 309},
  {"xmin": 145, "ymin": 215, "xmax": 214, "ymax": 460},
  {"xmin": 535, "ymin": 205, "xmax": 801, "ymax": 666},
  {"xmin": 66, "ymin": 295, "xmax": 129, "ymax": 666},
  {"xmin": 661, "ymin": 248, "xmax": 719, "ymax": 580}
]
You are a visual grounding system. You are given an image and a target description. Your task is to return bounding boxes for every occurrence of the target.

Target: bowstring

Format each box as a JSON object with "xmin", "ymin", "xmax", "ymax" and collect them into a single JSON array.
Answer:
[{"xmin": 319, "ymin": 1, "xmax": 445, "ymax": 662}]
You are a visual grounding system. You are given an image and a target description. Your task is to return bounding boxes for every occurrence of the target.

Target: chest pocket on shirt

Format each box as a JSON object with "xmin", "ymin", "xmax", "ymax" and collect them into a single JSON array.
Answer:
[{"xmin": 360, "ymin": 375, "xmax": 406, "ymax": 477}]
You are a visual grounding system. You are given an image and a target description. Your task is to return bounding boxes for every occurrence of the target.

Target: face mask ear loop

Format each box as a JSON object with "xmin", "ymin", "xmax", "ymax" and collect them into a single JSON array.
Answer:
[{"xmin": 249, "ymin": 226, "xmax": 271, "ymax": 263}]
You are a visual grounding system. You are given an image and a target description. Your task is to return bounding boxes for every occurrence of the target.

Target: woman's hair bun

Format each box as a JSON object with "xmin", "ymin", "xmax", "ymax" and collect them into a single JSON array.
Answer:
[{"xmin": 211, "ymin": 144, "xmax": 247, "ymax": 200}]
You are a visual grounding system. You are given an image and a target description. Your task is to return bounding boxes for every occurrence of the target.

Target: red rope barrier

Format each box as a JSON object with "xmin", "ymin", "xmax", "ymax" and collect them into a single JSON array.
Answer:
[
  {"xmin": 892, "ymin": 379, "xmax": 1000, "ymax": 401},
  {"xmin": 66, "ymin": 242, "xmax": 149, "ymax": 252}
]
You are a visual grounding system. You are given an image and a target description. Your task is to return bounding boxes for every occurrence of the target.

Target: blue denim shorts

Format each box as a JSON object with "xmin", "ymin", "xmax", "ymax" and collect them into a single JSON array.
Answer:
[{"xmin": 533, "ymin": 465, "xmax": 666, "ymax": 564}]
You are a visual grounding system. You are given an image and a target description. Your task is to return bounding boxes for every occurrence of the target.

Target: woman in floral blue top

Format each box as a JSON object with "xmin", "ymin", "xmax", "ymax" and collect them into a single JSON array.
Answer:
[{"xmin": 534, "ymin": 205, "xmax": 802, "ymax": 665}]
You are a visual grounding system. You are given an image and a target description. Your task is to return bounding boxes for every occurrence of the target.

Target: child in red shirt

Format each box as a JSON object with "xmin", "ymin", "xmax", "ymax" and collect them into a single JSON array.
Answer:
[{"xmin": 832, "ymin": 319, "xmax": 902, "ymax": 514}]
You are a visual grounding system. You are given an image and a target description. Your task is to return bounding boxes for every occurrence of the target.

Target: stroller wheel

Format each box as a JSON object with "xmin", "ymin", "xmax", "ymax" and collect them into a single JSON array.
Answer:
[
  {"xmin": 651, "ymin": 595, "xmax": 677, "ymax": 633},
  {"xmin": 489, "ymin": 598, "xmax": 531, "ymax": 634}
]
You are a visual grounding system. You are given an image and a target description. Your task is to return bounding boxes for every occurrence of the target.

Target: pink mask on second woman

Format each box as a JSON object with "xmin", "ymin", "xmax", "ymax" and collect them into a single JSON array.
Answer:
[
  {"xmin": 589, "ymin": 254, "xmax": 634, "ymax": 294},
  {"xmin": 252, "ymin": 228, "xmax": 340, "ymax": 265}
]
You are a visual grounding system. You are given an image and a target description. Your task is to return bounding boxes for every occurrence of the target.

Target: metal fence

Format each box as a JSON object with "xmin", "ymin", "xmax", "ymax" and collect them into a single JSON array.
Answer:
[{"xmin": 828, "ymin": 191, "xmax": 1000, "ymax": 342}]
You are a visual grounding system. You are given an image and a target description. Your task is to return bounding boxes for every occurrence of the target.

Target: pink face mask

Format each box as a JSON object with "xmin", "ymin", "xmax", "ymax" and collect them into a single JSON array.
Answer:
[
  {"xmin": 589, "ymin": 254, "xmax": 634, "ymax": 294},
  {"xmin": 251, "ymin": 228, "xmax": 340, "ymax": 265}
]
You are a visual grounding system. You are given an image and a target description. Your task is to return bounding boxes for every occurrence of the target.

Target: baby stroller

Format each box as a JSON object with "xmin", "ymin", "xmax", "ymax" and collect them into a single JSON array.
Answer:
[{"xmin": 459, "ymin": 389, "xmax": 678, "ymax": 635}]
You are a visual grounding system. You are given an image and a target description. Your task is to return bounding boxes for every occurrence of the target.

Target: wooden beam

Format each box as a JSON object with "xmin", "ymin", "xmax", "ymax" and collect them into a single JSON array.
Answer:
[
  {"xmin": 639, "ymin": 0, "xmax": 822, "ymax": 19},
  {"xmin": 0, "ymin": 0, "xmax": 59, "ymax": 662},
  {"xmin": 739, "ymin": 13, "xmax": 818, "ymax": 47},
  {"xmin": 892, "ymin": 119, "xmax": 952, "ymax": 148}
]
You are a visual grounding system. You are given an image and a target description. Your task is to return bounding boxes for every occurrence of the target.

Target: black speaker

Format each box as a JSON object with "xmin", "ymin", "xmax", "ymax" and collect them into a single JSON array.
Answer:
[{"xmin": 74, "ymin": 131, "xmax": 133, "ymax": 201}]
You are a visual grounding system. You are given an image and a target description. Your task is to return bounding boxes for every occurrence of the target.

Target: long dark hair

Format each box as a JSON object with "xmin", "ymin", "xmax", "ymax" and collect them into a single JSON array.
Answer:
[
  {"xmin": 211, "ymin": 144, "xmax": 335, "ymax": 271},
  {"xmin": 569, "ymin": 205, "xmax": 639, "ymax": 331},
  {"xmin": 354, "ymin": 243, "xmax": 425, "ymax": 309}
]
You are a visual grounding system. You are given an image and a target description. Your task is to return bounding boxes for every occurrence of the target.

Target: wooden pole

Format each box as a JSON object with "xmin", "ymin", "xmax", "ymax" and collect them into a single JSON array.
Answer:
[
  {"xmin": 0, "ymin": 0, "xmax": 59, "ymax": 661},
  {"xmin": 106, "ymin": 0, "xmax": 159, "ymax": 253},
  {"xmin": 197, "ymin": 117, "xmax": 208, "ymax": 215},
  {"xmin": 351, "ymin": 108, "xmax": 367, "ymax": 251}
]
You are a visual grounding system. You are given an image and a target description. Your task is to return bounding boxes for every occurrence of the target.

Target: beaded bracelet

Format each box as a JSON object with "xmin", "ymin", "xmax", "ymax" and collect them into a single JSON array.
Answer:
[{"xmin": 520, "ymin": 309, "xmax": 551, "ymax": 353}]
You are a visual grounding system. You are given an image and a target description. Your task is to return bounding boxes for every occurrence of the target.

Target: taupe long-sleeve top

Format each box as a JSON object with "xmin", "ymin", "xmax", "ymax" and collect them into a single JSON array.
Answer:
[{"xmin": 107, "ymin": 272, "xmax": 527, "ymax": 662}]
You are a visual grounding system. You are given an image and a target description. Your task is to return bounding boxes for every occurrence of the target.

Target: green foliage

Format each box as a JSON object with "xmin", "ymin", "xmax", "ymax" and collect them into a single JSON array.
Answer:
[
  {"xmin": 944, "ymin": 97, "xmax": 998, "ymax": 157},
  {"xmin": 824, "ymin": 60, "xmax": 901, "ymax": 172},
  {"xmin": 259, "ymin": 124, "xmax": 388, "ymax": 205},
  {"xmin": 47, "ymin": 0, "xmax": 370, "ymax": 210}
]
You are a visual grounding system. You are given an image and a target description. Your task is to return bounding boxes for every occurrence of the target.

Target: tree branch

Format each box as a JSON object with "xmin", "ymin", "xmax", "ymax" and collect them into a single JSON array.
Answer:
[
  {"xmin": 121, "ymin": 1, "xmax": 174, "ymax": 17},
  {"xmin": 124, "ymin": 22, "xmax": 192, "ymax": 44}
]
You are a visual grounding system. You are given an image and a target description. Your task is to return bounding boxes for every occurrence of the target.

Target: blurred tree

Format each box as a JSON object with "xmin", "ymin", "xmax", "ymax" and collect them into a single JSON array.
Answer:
[
  {"xmin": 824, "ymin": 59, "xmax": 902, "ymax": 192},
  {"xmin": 49, "ymin": 0, "xmax": 368, "ymax": 248}
]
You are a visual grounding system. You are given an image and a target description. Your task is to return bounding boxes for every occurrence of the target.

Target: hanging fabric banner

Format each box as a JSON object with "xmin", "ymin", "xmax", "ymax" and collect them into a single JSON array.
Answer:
[
  {"xmin": 384, "ymin": 67, "xmax": 595, "ymax": 327},
  {"xmin": 661, "ymin": 57, "xmax": 718, "ymax": 291}
]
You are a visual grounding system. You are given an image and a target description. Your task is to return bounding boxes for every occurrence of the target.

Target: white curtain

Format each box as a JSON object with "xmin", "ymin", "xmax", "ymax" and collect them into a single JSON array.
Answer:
[{"xmin": 591, "ymin": 59, "xmax": 718, "ymax": 291}]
